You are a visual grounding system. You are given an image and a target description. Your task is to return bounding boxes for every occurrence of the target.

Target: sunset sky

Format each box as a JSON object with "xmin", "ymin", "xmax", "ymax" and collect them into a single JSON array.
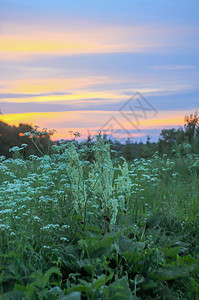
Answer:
[{"xmin": 0, "ymin": 0, "xmax": 198, "ymax": 142}]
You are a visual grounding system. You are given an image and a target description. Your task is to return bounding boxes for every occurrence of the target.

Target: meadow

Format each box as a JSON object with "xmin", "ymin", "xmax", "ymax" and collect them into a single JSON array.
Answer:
[{"xmin": 0, "ymin": 134, "xmax": 199, "ymax": 299}]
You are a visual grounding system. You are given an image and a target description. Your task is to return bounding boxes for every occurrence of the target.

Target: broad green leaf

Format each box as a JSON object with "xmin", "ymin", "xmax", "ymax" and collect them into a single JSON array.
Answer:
[
  {"xmin": 93, "ymin": 272, "xmax": 114, "ymax": 291},
  {"xmin": 61, "ymin": 292, "xmax": 81, "ymax": 300},
  {"xmin": 104, "ymin": 276, "xmax": 139, "ymax": 299},
  {"xmin": 0, "ymin": 291, "xmax": 25, "ymax": 300}
]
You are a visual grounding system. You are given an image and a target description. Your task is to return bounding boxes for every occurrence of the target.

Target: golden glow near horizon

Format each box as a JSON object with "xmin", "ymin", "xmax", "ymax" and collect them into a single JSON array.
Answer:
[{"xmin": 1, "ymin": 110, "xmax": 189, "ymax": 141}]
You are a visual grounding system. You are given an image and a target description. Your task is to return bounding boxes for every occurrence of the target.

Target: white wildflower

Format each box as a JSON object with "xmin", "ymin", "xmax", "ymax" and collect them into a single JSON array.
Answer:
[{"xmin": 116, "ymin": 160, "xmax": 132, "ymax": 211}]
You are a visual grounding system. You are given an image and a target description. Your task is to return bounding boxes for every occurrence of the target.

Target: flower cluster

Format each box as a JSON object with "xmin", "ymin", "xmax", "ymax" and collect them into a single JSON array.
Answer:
[
  {"xmin": 89, "ymin": 136, "xmax": 117, "ymax": 225},
  {"xmin": 64, "ymin": 143, "xmax": 87, "ymax": 214}
]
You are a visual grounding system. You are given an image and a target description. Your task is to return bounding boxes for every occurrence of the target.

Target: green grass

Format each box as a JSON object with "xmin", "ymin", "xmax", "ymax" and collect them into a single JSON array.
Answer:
[{"xmin": 0, "ymin": 139, "xmax": 199, "ymax": 299}]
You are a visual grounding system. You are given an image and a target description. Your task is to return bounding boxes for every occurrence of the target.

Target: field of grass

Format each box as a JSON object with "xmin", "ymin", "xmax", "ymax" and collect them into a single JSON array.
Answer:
[{"xmin": 0, "ymin": 136, "xmax": 199, "ymax": 299}]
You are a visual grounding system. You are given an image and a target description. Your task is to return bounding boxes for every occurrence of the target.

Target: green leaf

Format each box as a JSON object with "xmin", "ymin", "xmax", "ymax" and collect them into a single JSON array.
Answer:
[
  {"xmin": 0, "ymin": 291, "xmax": 25, "ymax": 300},
  {"xmin": 93, "ymin": 272, "xmax": 114, "ymax": 291},
  {"xmin": 14, "ymin": 283, "xmax": 26, "ymax": 292},
  {"xmin": 142, "ymin": 279, "xmax": 157, "ymax": 291},
  {"xmin": 162, "ymin": 246, "xmax": 182, "ymax": 258},
  {"xmin": 70, "ymin": 284, "xmax": 90, "ymax": 293},
  {"xmin": 61, "ymin": 292, "xmax": 81, "ymax": 300},
  {"xmin": 79, "ymin": 227, "xmax": 133, "ymax": 258},
  {"xmin": 27, "ymin": 267, "xmax": 61, "ymax": 292},
  {"xmin": 104, "ymin": 276, "xmax": 139, "ymax": 299}
]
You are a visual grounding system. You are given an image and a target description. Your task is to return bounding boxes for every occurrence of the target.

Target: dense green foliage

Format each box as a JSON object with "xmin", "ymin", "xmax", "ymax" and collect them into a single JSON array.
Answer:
[{"xmin": 0, "ymin": 135, "xmax": 199, "ymax": 299}]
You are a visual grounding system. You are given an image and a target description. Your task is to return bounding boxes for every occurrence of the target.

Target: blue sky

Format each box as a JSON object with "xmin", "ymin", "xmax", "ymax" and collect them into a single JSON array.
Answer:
[{"xmin": 0, "ymin": 0, "xmax": 198, "ymax": 141}]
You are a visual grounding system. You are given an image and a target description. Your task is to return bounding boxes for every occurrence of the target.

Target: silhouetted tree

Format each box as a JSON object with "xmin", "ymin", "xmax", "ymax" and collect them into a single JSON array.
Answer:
[
  {"xmin": 122, "ymin": 138, "xmax": 134, "ymax": 161},
  {"xmin": 184, "ymin": 112, "xmax": 199, "ymax": 143}
]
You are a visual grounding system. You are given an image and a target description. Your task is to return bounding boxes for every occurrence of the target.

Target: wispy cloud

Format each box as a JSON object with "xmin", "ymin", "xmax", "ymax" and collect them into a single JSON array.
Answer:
[
  {"xmin": 0, "ymin": 92, "xmax": 72, "ymax": 99},
  {"xmin": 1, "ymin": 85, "xmax": 198, "ymax": 115},
  {"xmin": 151, "ymin": 65, "xmax": 196, "ymax": 70},
  {"xmin": 1, "ymin": 22, "xmax": 196, "ymax": 61},
  {"xmin": 0, "ymin": 91, "xmax": 121, "ymax": 104},
  {"xmin": 0, "ymin": 77, "xmax": 116, "ymax": 94}
]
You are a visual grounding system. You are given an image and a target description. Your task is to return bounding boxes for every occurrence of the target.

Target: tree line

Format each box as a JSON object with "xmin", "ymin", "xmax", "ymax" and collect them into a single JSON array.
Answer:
[{"xmin": 0, "ymin": 112, "xmax": 199, "ymax": 160}]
